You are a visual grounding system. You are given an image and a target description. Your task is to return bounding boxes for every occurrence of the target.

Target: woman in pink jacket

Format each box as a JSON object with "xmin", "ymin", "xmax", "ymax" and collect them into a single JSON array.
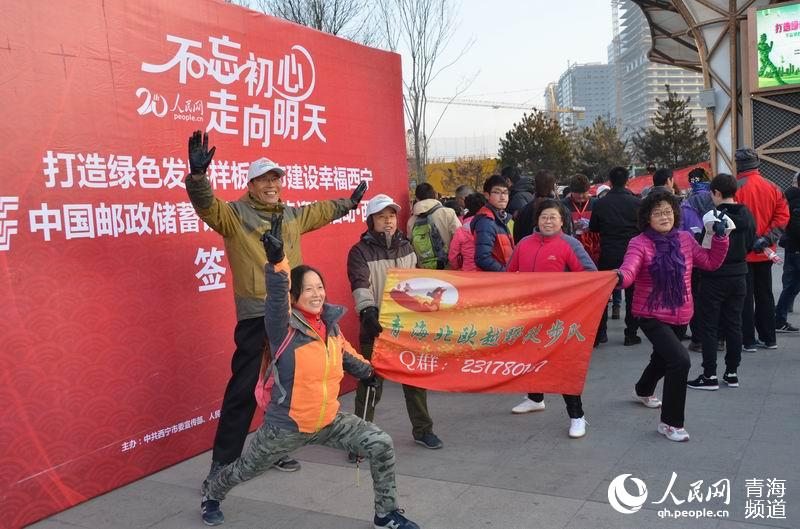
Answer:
[
  {"xmin": 448, "ymin": 193, "xmax": 486, "ymax": 271},
  {"xmin": 617, "ymin": 191, "xmax": 729, "ymax": 442}
]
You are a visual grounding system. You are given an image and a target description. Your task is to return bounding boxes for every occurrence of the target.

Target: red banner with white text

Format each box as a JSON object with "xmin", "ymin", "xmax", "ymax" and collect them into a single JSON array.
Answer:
[
  {"xmin": 372, "ymin": 270, "xmax": 617, "ymax": 395},
  {"xmin": 0, "ymin": 1, "xmax": 406, "ymax": 526}
]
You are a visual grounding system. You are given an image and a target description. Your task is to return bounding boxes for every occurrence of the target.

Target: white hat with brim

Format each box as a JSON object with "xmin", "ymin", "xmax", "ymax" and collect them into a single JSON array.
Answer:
[
  {"xmin": 247, "ymin": 157, "xmax": 286, "ymax": 182},
  {"xmin": 365, "ymin": 194, "xmax": 401, "ymax": 217}
]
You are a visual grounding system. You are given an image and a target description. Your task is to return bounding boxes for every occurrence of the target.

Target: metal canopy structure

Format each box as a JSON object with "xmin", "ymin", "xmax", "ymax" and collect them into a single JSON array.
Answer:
[{"xmin": 630, "ymin": 0, "xmax": 775, "ymax": 174}]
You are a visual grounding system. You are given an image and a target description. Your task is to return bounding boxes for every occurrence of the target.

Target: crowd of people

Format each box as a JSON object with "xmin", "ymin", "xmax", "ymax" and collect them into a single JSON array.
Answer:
[{"xmin": 185, "ymin": 130, "xmax": 799, "ymax": 528}]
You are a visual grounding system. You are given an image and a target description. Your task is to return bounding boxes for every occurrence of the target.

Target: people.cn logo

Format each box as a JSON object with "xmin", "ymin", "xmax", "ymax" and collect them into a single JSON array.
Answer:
[{"xmin": 607, "ymin": 473, "xmax": 648, "ymax": 514}]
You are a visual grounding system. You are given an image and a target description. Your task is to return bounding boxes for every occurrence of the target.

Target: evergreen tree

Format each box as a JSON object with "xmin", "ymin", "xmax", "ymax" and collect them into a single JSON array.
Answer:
[
  {"xmin": 631, "ymin": 85, "xmax": 709, "ymax": 168},
  {"xmin": 498, "ymin": 111, "xmax": 573, "ymax": 177},
  {"xmin": 573, "ymin": 117, "xmax": 630, "ymax": 183}
]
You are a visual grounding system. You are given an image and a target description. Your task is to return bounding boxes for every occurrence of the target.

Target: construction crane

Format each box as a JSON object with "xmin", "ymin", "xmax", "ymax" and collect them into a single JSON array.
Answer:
[
  {"xmin": 427, "ymin": 96, "xmax": 585, "ymax": 117},
  {"xmin": 545, "ymin": 85, "xmax": 586, "ymax": 122}
]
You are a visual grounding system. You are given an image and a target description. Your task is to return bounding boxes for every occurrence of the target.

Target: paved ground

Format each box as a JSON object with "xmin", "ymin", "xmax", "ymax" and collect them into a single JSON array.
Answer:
[{"xmin": 29, "ymin": 268, "xmax": 799, "ymax": 529}]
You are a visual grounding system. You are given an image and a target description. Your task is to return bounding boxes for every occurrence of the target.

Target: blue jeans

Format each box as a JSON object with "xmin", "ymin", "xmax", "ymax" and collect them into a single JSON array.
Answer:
[{"xmin": 775, "ymin": 251, "xmax": 800, "ymax": 325}]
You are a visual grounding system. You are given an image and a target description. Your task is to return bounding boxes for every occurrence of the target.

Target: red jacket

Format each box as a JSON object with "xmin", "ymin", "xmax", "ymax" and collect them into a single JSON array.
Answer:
[
  {"xmin": 735, "ymin": 169, "xmax": 790, "ymax": 262},
  {"xmin": 507, "ymin": 232, "xmax": 597, "ymax": 273}
]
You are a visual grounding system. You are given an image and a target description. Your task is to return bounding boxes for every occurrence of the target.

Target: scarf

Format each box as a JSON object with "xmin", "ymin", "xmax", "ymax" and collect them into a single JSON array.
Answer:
[
  {"xmin": 690, "ymin": 181, "xmax": 710, "ymax": 194},
  {"xmin": 643, "ymin": 227, "xmax": 686, "ymax": 311},
  {"xmin": 296, "ymin": 306, "xmax": 327, "ymax": 339}
]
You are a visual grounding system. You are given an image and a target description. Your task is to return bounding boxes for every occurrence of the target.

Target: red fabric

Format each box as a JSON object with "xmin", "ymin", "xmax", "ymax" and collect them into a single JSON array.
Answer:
[
  {"xmin": 371, "ymin": 269, "xmax": 618, "ymax": 395},
  {"xmin": 618, "ymin": 231, "xmax": 729, "ymax": 324},
  {"xmin": 589, "ymin": 163, "xmax": 711, "ymax": 195},
  {"xmin": 296, "ymin": 307, "xmax": 327, "ymax": 338},
  {"xmin": 507, "ymin": 233, "xmax": 589, "ymax": 273},
  {"xmin": 735, "ymin": 169, "xmax": 791, "ymax": 262}
]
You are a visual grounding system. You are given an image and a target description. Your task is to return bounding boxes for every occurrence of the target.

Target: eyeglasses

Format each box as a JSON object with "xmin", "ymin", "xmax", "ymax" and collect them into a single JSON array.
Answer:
[
  {"xmin": 539, "ymin": 215, "xmax": 561, "ymax": 222},
  {"xmin": 490, "ymin": 189, "xmax": 509, "ymax": 196},
  {"xmin": 650, "ymin": 208, "xmax": 673, "ymax": 219}
]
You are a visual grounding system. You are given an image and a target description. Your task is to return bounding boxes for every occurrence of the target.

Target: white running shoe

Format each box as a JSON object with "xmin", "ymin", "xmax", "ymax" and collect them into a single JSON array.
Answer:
[
  {"xmin": 569, "ymin": 417, "xmax": 588, "ymax": 439},
  {"xmin": 632, "ymin": 390, "xmax": 662, "ymax": 408},
  {"xmin": 657, "ymin": 422, "xmax": 690, "ymax": 442},
  {"xmin": 511, "ymin": 397, "xmax": 546, "ymax": 414}
]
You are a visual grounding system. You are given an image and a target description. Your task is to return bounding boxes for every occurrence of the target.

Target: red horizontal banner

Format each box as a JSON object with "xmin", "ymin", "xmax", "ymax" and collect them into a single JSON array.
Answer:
[{"xmin": 372, "ymin": 270, "xmax": 617, "ymax": 395}]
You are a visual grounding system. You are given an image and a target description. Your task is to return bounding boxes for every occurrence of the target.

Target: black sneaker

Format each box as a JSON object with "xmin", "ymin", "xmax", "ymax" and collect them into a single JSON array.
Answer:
[
  {"xmin": 201, "ymin": 499, "xmax": 224, "ymax": 526},
  {"xmin": 624, "ymin": 335, "xmax": 642, "ymax": 346},
  {"xmin": 272, "ymin": 456, "xmax": 301, "ymax": 472},
  {"xmin": 757, "ymin": 340, "xmax": 778, "ymax": 350},
  {"xmin": 776, "ymin": 322, "xmax": 800, "ymax": 333},
  {"xmin": 594, "ymin": 333, "xmax": 608, "ymax": 346},
  {"xmin": 722, "ymin": 372, "xmax": 739, "ymax": 387},
  {"xmin": 414, "ymin": 432, "xmax": 443, "ymax": 449},
  {"xmin": 687, "ymin": 374, "xmax": 719, "ymax": 391},
  {"xmin": 374, "ymin": 509, "xmax": 420, "ymax": 529}
]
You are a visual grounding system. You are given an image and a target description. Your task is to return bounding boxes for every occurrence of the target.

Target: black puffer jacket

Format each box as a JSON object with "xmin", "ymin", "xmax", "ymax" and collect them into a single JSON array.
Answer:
[
  {"xmin": 588, "ymin": 186, "xmax": 641, "ymax": 270},
  {"xmin": 699, "ymin": 202, "xmax": 756, "ymax": 277},
  {"xmin": 507, "ymin": 177, "xmax": 535, "ymax": 218}
]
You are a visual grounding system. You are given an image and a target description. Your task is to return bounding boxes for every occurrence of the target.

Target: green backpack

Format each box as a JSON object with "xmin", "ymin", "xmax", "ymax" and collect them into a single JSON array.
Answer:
[{"xmin": 411, "ymin": 204, "xmax": 448, "ymax": 269}]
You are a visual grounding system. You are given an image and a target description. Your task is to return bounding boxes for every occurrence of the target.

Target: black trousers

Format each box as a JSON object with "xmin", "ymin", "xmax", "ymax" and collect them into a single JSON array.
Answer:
[
  {"xmin": 636, "ymin": 318, "xmax": 690, "ymax": 428},
  {"xmin": 743, "ymin": 261, "xmax": 776, "ymax": 346},
  {"xmin": 212, "ymin": 317, "xmax": 266, "ymax": 465},
  {"xmin": 599, "ymin": 285, "xmax": 639, "ymax": 338},
  {"xmin": 697, "ymin": 274, "xmax": 746, "ymax": 376},
  {"xmin": 527, "ymin": 393, "xmax": 583, "ymax": 418}
]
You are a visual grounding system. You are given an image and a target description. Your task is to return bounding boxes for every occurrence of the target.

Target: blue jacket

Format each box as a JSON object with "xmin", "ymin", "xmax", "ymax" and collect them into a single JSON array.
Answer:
[{"xmin": 472, "ymin": 204, "xmax": 514, "ymax": 271}]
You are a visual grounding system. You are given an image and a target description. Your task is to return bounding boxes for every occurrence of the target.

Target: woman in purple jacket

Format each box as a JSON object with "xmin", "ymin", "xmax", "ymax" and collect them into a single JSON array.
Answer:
[{"xmin": 617, "ymin": 191, "xmax": 729, "ymax": 442}]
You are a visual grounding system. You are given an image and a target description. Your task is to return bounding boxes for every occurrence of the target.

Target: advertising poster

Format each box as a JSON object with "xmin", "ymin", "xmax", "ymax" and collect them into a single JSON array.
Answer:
[{"xmin": 0, "ymin": 1, "xmax": 406, "ymax": 526}]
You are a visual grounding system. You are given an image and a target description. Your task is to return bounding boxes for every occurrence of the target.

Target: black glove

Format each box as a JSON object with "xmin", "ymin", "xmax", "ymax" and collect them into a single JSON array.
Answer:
[
  {"xmin": 360, "ymin": 306, "xmax": 383, "ymax": 339},
  {"xmin": 753, "ymin": 236, "xmax": 770, "ymax": 252},
  {"xmin": 350, "ymin": 181, "xmax": 368, "ymax": 209},
  {"xmin": 712, "ymin": 210, "xmax": 728, "ymax": 238},
  {"xmin": 260, "ymin": 215, "xmax": 284, "ymax": 264},
  {"xmin": 614, "ymin": 269, "xmax": 623, "ymax": 288},
  {"xmin": 188, "ymin": 130, "xmax": 216, "ymax": 175},
  {"xmin": 362, "ymin": 373, "xmax": 381, "ymax": 388}
]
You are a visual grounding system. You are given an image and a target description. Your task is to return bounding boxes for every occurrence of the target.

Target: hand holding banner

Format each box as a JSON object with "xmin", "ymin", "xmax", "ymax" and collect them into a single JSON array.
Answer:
[{"xmin": 371, "ymin": 270, "xmax": 618, "ymax": 396}]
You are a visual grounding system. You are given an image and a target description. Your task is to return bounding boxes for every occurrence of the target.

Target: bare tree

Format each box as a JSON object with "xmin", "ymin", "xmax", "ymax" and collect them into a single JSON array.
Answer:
[
  {"xmin": 247, "ymin": 0, "xmax": 379, "ymax": 45},
  {"xmin": 378, "ymin": 0, "xmax": 472, "ymax": 183}
]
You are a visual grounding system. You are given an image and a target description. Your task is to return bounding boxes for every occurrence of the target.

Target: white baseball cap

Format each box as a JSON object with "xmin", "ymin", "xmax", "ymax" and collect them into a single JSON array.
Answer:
[
  {"xmin": 247, "ymin": 158, "xmax": 285, "ymax": 182},
  {"xmin": 365, "ymin": 194, "xmax": 401, "ymax": 217}
]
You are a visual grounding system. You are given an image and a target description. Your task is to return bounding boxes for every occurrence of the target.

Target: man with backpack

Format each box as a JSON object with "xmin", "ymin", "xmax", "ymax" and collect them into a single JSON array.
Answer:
[
  {"xmin": 775, "ymin": 171, "xmax": 800, "ymax": 333},
  {"xmin": 406, "ymin": 183, "xmax": 461, "ymax": 269}
]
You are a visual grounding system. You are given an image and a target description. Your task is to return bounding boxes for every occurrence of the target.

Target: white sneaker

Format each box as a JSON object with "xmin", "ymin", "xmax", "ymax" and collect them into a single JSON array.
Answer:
[
  {"xmin": 632, "ymin": 390, "xmax": 662, "ymax": 408},
  {"xmin": 569, "ymin": 417, "xmax": 588, "ymax": 439},
  {"xmin": 511, "ymin": 397, "xmax": 546, "ymax": 414},
  {"xmin": 657, "ymin": 422, "xmax": 690, "ymax": 442}
]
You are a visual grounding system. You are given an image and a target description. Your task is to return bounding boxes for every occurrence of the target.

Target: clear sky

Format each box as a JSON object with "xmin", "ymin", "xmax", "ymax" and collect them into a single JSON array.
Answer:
[{"xmin": 414, "ymin": 0, "xmax": 614, "ymax": 157}]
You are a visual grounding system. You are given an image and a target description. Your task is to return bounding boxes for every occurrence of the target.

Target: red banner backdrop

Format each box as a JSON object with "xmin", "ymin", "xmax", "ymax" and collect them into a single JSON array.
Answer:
[
  {"xmin": 0, "ymin": 1, "xmax": 406, "ymax": 526},
  {"xmin": 371, "ymin": 270, "xmax": 618, "ymax": 395}
]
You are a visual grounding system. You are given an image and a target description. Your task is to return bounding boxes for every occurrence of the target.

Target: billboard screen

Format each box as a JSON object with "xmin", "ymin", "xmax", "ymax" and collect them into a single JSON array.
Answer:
[
  {"xmin": 0, "ymin": 1, "xmax": 406, "ymax": 527},
  {"xmin": 754, "ymin": 2, "xmax": 800, "ymax": 89}
]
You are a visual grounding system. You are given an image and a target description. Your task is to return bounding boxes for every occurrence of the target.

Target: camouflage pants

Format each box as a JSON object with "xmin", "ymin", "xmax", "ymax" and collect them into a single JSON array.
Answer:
[{"xmin": 203, "ymin": 411, "xmax": 398, "ymax": 514}]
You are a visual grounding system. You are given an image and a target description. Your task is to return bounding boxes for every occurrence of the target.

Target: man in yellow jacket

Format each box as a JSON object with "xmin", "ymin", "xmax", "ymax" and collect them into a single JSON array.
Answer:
[{"xmin": 185, "ymin": 131, "xmax": 367, "ymax": 482}]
